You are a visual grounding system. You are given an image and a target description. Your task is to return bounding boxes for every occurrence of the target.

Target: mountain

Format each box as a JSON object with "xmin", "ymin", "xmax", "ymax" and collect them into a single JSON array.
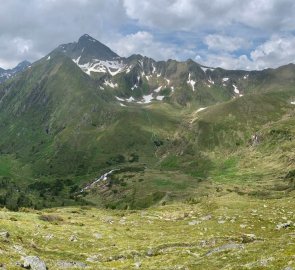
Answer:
[
  {"xmin": 0, "ymin": 60, "xmax": 31, "ymax": 83},
  {"xmin": 0, "ymin": 34, "xmax": 294, "ymax": 210}
]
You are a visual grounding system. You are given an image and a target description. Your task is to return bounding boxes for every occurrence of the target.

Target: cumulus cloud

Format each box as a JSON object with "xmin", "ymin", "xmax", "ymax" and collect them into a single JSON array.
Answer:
[
  {"xmin": 250, "ymin": 35, "xmax": 295, "ymax": 69},
  {"xmin": 204, "ymin": 34, "xmax": 248, "ymax": 52},
  {"xmin": 200, "ymin": 35, "xmax": 295, "ymax": 70},
  {"xmin": 109, "ymin": 31, "xmax": 195, "ymax": 61},
  {"xmin": 0, "ymin": 0, "xmax": 127, "ymax": 68},
  {"xmin": 123, "ymin": 0, "xmax": 295, "ymax": 33}
]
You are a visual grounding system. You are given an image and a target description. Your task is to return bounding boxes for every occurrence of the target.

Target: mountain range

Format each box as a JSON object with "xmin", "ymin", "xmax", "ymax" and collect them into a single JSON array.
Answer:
[
  {"xmin": 0, "ymin": 34, "xmax": 294, "ymax": 210},
  {"xmin": 0, "ymin": 60, "xmax": 31, "ymax": 83}
]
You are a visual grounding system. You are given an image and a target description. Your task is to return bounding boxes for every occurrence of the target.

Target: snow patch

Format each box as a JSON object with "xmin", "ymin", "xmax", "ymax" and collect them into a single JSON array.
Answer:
[
  {"xmin": 104, "ymin": 80, "xmax": 118, "ymax": 88},
  {"xmin": 131, "ymin": 84, "xmax": 138, "ymax": 90},
  {"xmin": 119, "ymin": 103, "xmax": 126, "ymax": 107},
  {"xmin": 152, "ymin": 63, "xmax": 156, "ymax": 74},
  {"xmin": 291, "ymin": 101, "xmax": 295, "ymax": 105},
  {"xmin": 116, "ymin": 96, "xmax": 125, "ymax": 101},
  {"xmin": 145, "ymin": 75, "xmax": 151, "ymax": 81},
  {"xmin": 154, "ymin": 86, "xmax": 162, "ymax": 93},
  {"xmin": 233, "ymin": 84, "xmax": 240, "ymax": 94},
  {"xmin": 137, "ymin": 94, "xmax": 154, "ymax": 104},
  {"xmin": 126, "ymin": 96, "xmax": 135, "ymax": 102},
  {"xmin": 222, "ymin": 77, "xmax": 229, "ymax": 82},
  {"xmin": 200, "ymin": 66, "xmax": 215, "ymax": 73},
  {"xmin": 81, "ymin": 169, "xmax": 118, "ymax": 192},
  {"xmin": 187, "ymin": 73, "xmax": 196, "ymax": 91},
  {"xmin": 156, "ymin": 95, "xmax": 165, "ymax": 101},
  {"xmin": 165, "ymin": 78, "xmax": 170, "ymax": 85},
  {"xmin": 73, "ymin": 56, "xmax": 81, "ymax": 65},
  {"xmin": 47, "ymin": 56, "xmax": 51, "ymax": 60},
  {"xmin": 243, "ymin": 74, "xmax": 249, "ymax": 79},
  {"xmin": 125, "ymin": 66, "xmax": 132, "ymax": 73},
  {"xmin": 72, "ymin": 58, "xmax": 126, "ymax": 76},
  {"xmin": 196, "ymin": 107, "xmax": 207, "ymax": 113},
  {"xmin": 208, "ymin": 77, "xmax": 215, "ymax": 85}
]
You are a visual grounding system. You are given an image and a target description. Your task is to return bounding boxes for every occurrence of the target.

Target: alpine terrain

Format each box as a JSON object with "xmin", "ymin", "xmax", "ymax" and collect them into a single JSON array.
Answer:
[{"xmin": 0, "ymin": 34, "xmax": 295, "ymax": 269}]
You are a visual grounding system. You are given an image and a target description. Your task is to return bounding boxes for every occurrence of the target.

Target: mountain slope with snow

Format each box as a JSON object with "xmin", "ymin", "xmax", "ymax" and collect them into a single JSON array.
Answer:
[{"xmin": 0, "ymin": 60, "xmax": 31, "ymax": 83}]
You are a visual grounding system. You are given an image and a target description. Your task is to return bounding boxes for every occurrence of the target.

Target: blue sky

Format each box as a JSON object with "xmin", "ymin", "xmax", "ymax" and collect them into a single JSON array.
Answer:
[{"xmin": 1, "ymin": 0, "xmax": 295, "ymax": 70}]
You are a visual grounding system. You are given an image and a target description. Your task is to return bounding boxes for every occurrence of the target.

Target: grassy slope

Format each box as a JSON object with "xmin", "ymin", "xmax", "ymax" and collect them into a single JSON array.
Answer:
[
  {"xmin": 0, "ymin": 54, "xmax": 295, "ymax": 210},
  {"xmin": 1, "ymin": 191, "xmax": 295, "ymax": 269}
]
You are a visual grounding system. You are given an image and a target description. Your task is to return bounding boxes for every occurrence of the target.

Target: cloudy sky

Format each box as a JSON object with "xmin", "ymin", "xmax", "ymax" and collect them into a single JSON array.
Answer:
[{"xmin": 1, "ymin": 0, "xmax": 295, "ymax": 70}]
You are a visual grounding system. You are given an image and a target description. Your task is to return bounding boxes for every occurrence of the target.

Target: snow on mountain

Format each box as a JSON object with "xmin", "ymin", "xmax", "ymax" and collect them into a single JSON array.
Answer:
[
  {"xmin": 233, "ymin": 84, "xmax": 240, "ymax": 94},
  {"xmin": 187, "ymin": 73, "xmax": 196, "ymax": 91},
  {"xmin": 0, "ymin": 60, "xmax": 31, "ymax": 84},
  {"xmin": 72, "ymin": 57, "xmax": 126, "ymax": 76}
]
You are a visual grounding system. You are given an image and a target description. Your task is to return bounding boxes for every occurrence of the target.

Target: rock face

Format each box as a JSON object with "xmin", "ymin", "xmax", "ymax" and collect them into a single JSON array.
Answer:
[{"xmin": 22, "ymin": 256, "xmax": 47, "ymax": 270}]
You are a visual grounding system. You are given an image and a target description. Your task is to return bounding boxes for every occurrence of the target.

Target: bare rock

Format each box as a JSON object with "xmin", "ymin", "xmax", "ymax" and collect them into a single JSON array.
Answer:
[
  {"xmin": 22, "ymin": 256, "xmax": 47, "ymax": 270},
  {"xmin": 201, "ymin": 215, "xmax": 212, "ymax": 221},
  {"xmin": 69, "ymin": 235, "xmax": 78, "ymax": 242},
  {"xmin": 276, "ymin": 221, "xmax": 292, "ymax": 230},
  {"xmin": 0, "ymin": 231, "xmax": 9, "ymax": 240},
  {"xmin": 241, "ymin": 233, "xmax": 257, "ymax": 243}
]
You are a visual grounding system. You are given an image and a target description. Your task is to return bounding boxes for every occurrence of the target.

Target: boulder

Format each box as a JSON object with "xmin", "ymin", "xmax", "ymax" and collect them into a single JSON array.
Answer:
[
  {"xmin": 276, "ymin": 221, "xmax": 292, "ymax": 230},
  {"xmin": 22, "ymin": 256, "xmax": 47, "ymax": 270},
  {"xmin": 241, "ymin": 233, "xmax": 257, "ymax": 243},
  {"xmin": 0, "ymin": 231, "xmax": 9, "ymax": 240}
]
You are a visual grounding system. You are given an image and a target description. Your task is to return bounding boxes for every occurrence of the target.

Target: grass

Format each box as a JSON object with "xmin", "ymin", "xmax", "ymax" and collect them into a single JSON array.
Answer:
[{"xmin": 1, "ymin": 191, "xmax": 295, "ymax": 269}]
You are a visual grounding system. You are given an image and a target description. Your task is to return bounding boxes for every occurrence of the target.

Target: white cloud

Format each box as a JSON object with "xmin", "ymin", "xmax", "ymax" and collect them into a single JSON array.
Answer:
[
  {"xmin": 198, "ymin": 53, "xmax": 254, "ymax": 70},
  {"xmin": 108, "ymin": 31, "xmax": 195, "ymax": 61},
  {"xmin": 123, "ymin": 0, "xmax": 295, "ymax": 33},
  {"xmin": 250, "ymin": 35, "xmax": 295, "ymax": 69},
  {"xmin": 0, "ymin": 0, "xmax": 127, "ymax": 68},
  {"xmin": 200, "ymin": 35, "xmax": 295, "ymax": 70},
  {"xmin": 204, "ymin": 34, "xmax": 248, "ymax": 52}
]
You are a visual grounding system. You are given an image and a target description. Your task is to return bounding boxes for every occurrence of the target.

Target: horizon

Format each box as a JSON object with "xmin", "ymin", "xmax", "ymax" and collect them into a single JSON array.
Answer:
[{"xmin": 4, "ymin": 33, "xmax": 295, "ymax": 73}]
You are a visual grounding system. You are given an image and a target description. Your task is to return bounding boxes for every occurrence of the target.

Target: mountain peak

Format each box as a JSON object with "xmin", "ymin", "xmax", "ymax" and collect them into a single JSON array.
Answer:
[
  {"xmin": 55, "ymin": 34, "xmax": 119, "ymax": 64},
  {"xmin": 78, "ymin": 34, "xmax": 98, "ymax": 44},
  {"xmin": 15, "ymin": 60, "xmax": 31, "ymax": 69}
]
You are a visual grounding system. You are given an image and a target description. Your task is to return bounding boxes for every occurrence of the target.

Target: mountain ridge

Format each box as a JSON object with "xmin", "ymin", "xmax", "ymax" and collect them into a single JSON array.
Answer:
[{"xmin": 0, "ymin": 60, "xmax": 31, "ymax": 83}]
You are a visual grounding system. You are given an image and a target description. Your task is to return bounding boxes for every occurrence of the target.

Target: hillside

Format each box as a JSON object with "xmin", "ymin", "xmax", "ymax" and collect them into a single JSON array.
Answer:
[
  {"xmin": 0, "ymin": 35, "xmax": 294, "ymax": 211},
  {"xmin": 1, "ymin": 192, "xmax": 295, "ymax": 269}
]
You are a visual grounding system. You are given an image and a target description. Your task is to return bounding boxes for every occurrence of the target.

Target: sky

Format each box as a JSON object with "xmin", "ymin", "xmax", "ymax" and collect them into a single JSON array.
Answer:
[{"xmin": 1, "ymin": 0, "xmax": 295, "ymax": 70}]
